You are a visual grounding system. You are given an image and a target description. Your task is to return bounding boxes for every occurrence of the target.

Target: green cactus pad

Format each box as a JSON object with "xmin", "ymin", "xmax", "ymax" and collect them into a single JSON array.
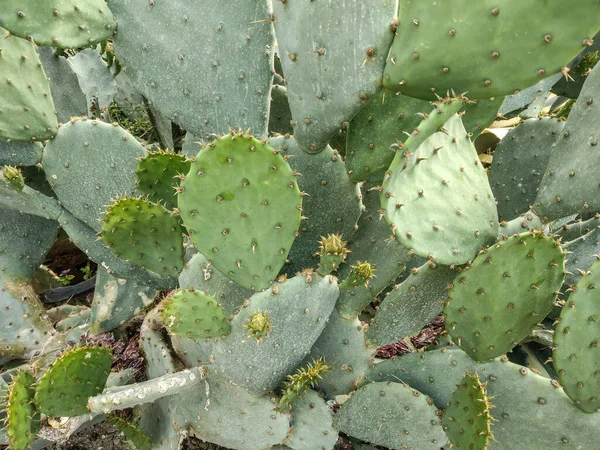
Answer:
[
  {"xmin": 444, "ymin": 232, "xmax": 565, "ymax": 362},
  {"xmin": 461, "ymin": 97, "xmax": 503, "ymax": 139},
  {"xmin": 269, "ymin": 135, "xmax": 362, "ymax": 277},
  {"xmin": 382, "ymin": 110, "xmax": 498, "ymax": 265},
  {"xmin": 367, "ymin": 349, "xmax": 600, "ymax": 449},
  {"xmin": 0, "ymin": 28, "xmax": 58, "ymax": 142},
  {"xmin": 367, "ymin": 262, "xmax": 457, "ymax": 346},
  {"xmin": 442, "ymin": 372, "xmax": 494, "ymax": 449},
  {"xmin": 42, "ymin": 119, "xmax": 145, "ymax": 231},
  {"xmin": 534, "ymin": 63, "xmax": 600, "ymax": 221},
  {"xmin": 5, "ymin": 371, "xmax": 39, "ymax": 450},
  {"xmin": 272, "ymin": 0, "xmax": 397, "ymax": 151},
  {"xmin": 100, "ymin": 197, "xmax": 185, "ymax": 278},
  {"xmin": 283, "ymin": 389, "xmax": 338, "ymax": 450},
  {"xmin": 498, "ymin": 210, "xmax": 544, "ymax": 238},
  {"xmin": 334, "ymin": 381, "xmax": 446, "ymax": 449},
  {"xmin": 34, "ymin": 345, "xmax": 112, "ymax": 416},
  {"xmin": 161, "ymin": 289, "xmax": 230, "ymax": 339},
  {"xmin": 178, "ymin": 131, "xmax": 302, "ymax": 291},
  {"xmin": 108, "ymin": 416, "xmax": 152, "ymax": 450},
  {"xmin": 0, "ymin": 139, "xmax": 42, "ymax": 166},
  {"xmin": 553, "ymin": 259, "xmax": 600, "ymax": 413},
  {"xmin": 490, "ymin": 117, "xmax": 564, "ymax": 222},
  {"xmin": 135, "ymin": 150, "xmax": 191, "ymax": 211},
  {"xmin": 0, "ymin": 1, "xmax": 115, "ymax": 48},
  {"xmin": 382, "ymin": 1, "xmax": 600, "ymax": 100},
  {"xmin": 110, "ymin": 0, "xmax": 274, "ymax": 139},
  {"xmin": 555, "ymin": 214, "xmax": 600, "ymax": 243},
  {"xmin": 211, "ymin": 273, "xmax": 339, "ymax": 395}
]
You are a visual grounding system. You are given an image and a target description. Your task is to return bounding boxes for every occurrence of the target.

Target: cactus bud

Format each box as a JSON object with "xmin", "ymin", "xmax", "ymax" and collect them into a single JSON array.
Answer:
[
  {"xmin": 245, "ymin": 310, "xmax": 272, "ymax": 341},
  {"xmin": 339, "ymin": 260, "xmax": 376, "ymax": 290},
  {"xmin": 317, "ymin": 234, "xmax": 350, "ymax": 276},
  {"xmin": 2, "ymin": 165, "xmax": 25, "ymax": 191}
]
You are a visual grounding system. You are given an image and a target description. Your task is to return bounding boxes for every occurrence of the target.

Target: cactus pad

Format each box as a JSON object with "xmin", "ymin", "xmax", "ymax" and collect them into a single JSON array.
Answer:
[
  {"xmin": 442, "ymin": 372, "xmax": 494, "ymax": 449},
  {"xmin": 553, "ymin": 259, "xmax": 600, "ymax": 413},
  {"xmin": 444, "ymin": 231, "xmax": 565, "ymax": 362},
  {"xmin": 383, "ymin": 0, "xmax": 600, "ymax": 100},
  {"xmin": 34, "ymin": 345, "xmax": 112, "ymax": 416},
  {"xmin": 100, "ymin": 196, "xmax": 185, "ymax": 278},
  {"xmin": 178, "ymin": 131, "xmax": 302, "ymax": 290},
  {"xmin": 5, "ymin": 371, "xmax": 39, "ymax": 450},
  {"xmin": 0, "ymin": 28, "xmax": 58, "ymax": 141},
  {"xmin": 0, "ymin": 1, "xmax": 116, "ymax": 48},
  {"xmin": 108, "ymin": 416, "xmax": 152, "ymax": 450},
  {"xmin": 161, "ymin": 289, "xmax": 230, "ymax": 339}
]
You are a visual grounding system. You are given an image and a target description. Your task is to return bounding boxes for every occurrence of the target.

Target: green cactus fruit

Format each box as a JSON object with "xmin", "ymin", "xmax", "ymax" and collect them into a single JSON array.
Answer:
[
  {"xmin": 317, "ymin": 234, "xmax": 350, "ymax": 276},
  {"xmin": 34, "ymin": 345, "xmax": 112, "ymax": 416},
  {"xmin": 42, "ymin": 119, "xmax": 145, "ymax": 231},
  {"xmin": 334, "ymin": 381, "xmax": 446, "ymax": 449},
  {"xmin": 178, "ymin": 130, "xmax": 302, "ymax": 291},
  {"xmin": 534, "ymin": 63, "xmax": 600, "ymax": 221},
  {"xmin": 0, "ymin": 1, "xmax": 116, "ymax": 48},
  {"xmin": 383, "ymin": 1, "xmax": 600, "ymax": 100},
  {"xmin": 100, "ymin": 196, "xmax": 185, "ymax": 278},
  {"xmin": 553, "ymin": 259, "xmax": 600, "ymax": 413},
  {"xmin": 110, "ymin": 0, "xmax": 274, "ymax": 139},
  {"xmin": 135, "ymin": 150, "xmax": 191, "ymax": 211},
  {"xmin": 277, "ymin": 357, "xmax": 332, "ymax": 413},
  {"xmin": 444, "ymin": 231, "xmax": 565, "ymax": 362},
  {"xmin": 161, "ymin": 289, "xmax": 230, "ymax": 340},
  {"xmin": 490, "ymin": 117, "xmax": 564, "ymax": 222},
  {"xmin": 339, "ymin": 261, "xmax": 376, "ymax": 291},
  {"xmin": 0, "ymin": 28, "xmax": 58, "ymax": 141},
  {"xmin": 367, "ymin": 261, "xmax": 457, "ymax": 347},
  {"xmin": 2, "ymin": 166, "xmax": 24, "ymax": 191},
  {"xmin": 442, "ymin": 372, "xmax": 494, "ymax": 449},
  {"xmin": 108, "ymin": 416, "xmax": 151, "ymax": 450},
  {"xmin": 272, "ymin": 0, "xmax": 398, "ymax": 152},
  {"xmin": 382, "ymin": 99, "xmax": 498, "ymax": 265},
  {"xmin": 245, "ymin": 310, "xmax": 272, "ymax": 342},
  {"xmin": 282, "ymin": 389, "xmax": 338, "ymax": 450},
  {"xmin": 5, "ymin": 370, "xmax": 40, "ymax": 450}
]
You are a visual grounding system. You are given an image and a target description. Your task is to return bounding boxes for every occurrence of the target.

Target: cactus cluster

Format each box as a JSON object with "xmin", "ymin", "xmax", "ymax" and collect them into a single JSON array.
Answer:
[{"xmin": 1, "ymin": 1, "xmax": 600, "ymax": 450}]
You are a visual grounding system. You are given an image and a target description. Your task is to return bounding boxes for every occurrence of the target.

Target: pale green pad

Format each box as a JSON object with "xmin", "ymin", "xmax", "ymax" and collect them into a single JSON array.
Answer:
[
  {"xmin": 0, "ymin": 28, "xmax": 58, "ymax": 141},
  {"xmin": 334, "ymin": 381, "xmax": 446, "ymax": 449},
  {"xmin": 109, "ymin": 0, "xmax": 274, "ymax": 139},
  {"xmin": 108, "ymin": 416, "xmax": 151, "ymax": 450},
  {"xmin": 445, "ymin": 232, "xmax": 564, "ymax": 361},
  {"xmin": 382, "ymin": 114, "xmax": 498, "ymax": 265},
  {"xmin": 272, "ymin": 0, "xmax": 398, "ymax": 151},
  {"xmin": 0, "ymin": 0, "xmax": 116, "ymax": 48},
  {"xmin": 178, "ymin": 133, "xmax": 302, "ymax": 291},
  {"xmin": 283, "ymin": 389, "xmax": 337, "ymax": 450},
  {"xmin": 211, "ymin": 273, "xmax": 339, "ymax": 395},
  {"xmin": 554, "ymin": 259, "xmax": 600, "ymax": 413},
  {"xmin": 383, "ymin": 0, "xmax": 600, "ymax": 100}
]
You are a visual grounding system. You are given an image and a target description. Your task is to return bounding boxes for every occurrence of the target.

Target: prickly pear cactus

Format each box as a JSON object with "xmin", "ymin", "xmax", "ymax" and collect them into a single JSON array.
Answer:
[{"xmin": 5, "ymin": 370, "xmax": 40, "ymax": 450}]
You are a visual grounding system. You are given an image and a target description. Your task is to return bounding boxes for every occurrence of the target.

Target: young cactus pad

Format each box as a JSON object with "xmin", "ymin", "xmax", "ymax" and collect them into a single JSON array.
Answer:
[
  {"xmin": 34, "ymin": 345, "xmax": 112, "ymax": 416},
  {"xmin": 5, "ymin": 371, "xmax": 40, "ymax": 450},
  {"xmin": 444, "ymin": 231, "xmax": 565, "ymax": 362},
  {"xmin": 161, "ymin": 289, "xmax": 230, "ymax": 339},
  {"xmin": 100, "ymin": 196, "xmax": 185, "ymax": 277},
  {"xmin": 553, "ymin": 259, "xmax": 600, "ymax": 413},
  {"xmin": 442, "ymin": 372, "xmax": 494, "ymax": 449},
  {"xmin": 178, "ymin": 130, "xmax": 302, "ymax": 290}
]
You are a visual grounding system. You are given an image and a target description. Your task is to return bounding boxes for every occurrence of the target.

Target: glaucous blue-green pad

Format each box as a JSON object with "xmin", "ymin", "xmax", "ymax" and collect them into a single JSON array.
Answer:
[
  {"xmin": 34, "ymin": 345, "xmax": 112, "ymax": 417},
  {"xmin": 0, "ymin": 29, "xmax": 58, "ymax": 142},
  {"xmin": 383, "ymin": 0, "xmax": 600, "ymax": 100},
  {"xmin": 534, "ymin": 63, "xmax": 600, "ymax": 222},
  {"xmin": 444, "ymin": 232, "xmax": 565, "ymax": 362},
  {"xmin": 490, "ymin": 117, "xmax": 564, "ymax": 222},
  {"xmin": 135, "ymin": 150, "xmax": 191, "ymax": 211},
  {"xmin": 0, "ymin": 1, "xmax": 115, "ymax": 48},
  {"xmin": 100, "ymin": 197, "xmax": 185, "ymax": 278},
  {"xmin": 442, "ymin": 372, "xmax": 494, "ymax": 449},
  {"xmin": 334, "ymin": 381, "xmax": 446, "ymax": 449},
  {"xmin": 367, "ymin": 349, "xmax": 600, "ymax": 449},
  {"xmin": 5, "ymin": 370, "xmax": 39, "ymax": 450},
  {"xmin": 212, "ymin": 273, "xmax": 339, "ymax": 395},
  {"xmin": 109, "ymin": 0, "xmax": 274, "ymax": 139},
  {"xmin": 0, "ymin": 139, "xmax": 42, "ymax": 166},
  {"xmin": 381, "ymin": 114, "xmax": 498, "ymax": 265},
  {"xmin": 554, "ymin": 259, "xmax": 600, "ymax": 413},
  {"xmin": 268, "ymin": 135, "xmax": 362, "ymax": 276},
  {"xmin": 42, "ymin": 119, "xmax": 145, "ymax": 231},
  {"xmin": 178, "ymin": 132, "xmax": 302, "ymax": 291},
  {"xmin": 272, "ymin": 0, "xmax": 398, "ymax": 152}
]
